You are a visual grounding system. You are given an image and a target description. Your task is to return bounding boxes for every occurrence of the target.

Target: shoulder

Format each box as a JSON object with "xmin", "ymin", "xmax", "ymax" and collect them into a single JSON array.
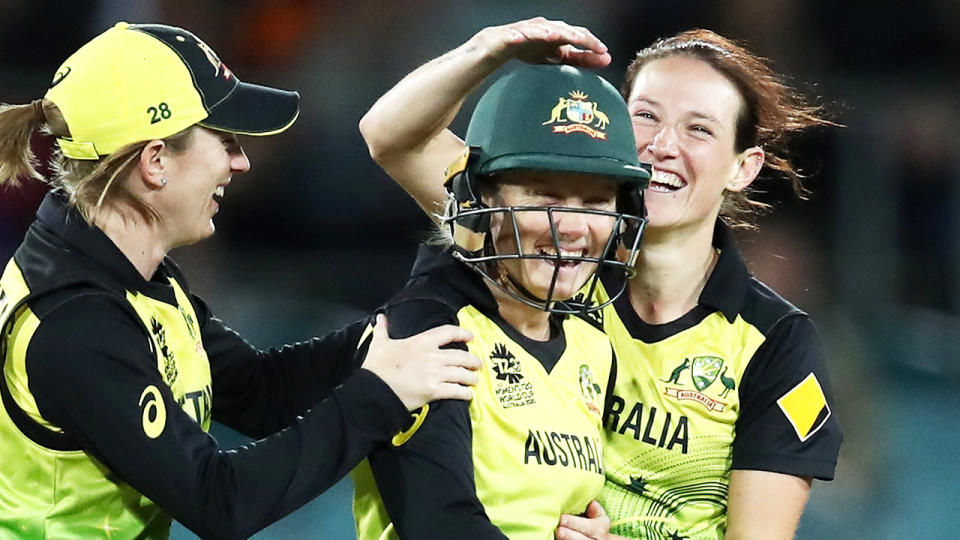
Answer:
[
  {"xmin": 380, "ymin": 278, "xmax": 465, "ymax": 340},
  {"xmin": 30, "ymin": 293, "xmax": 149, "ymax": 356},
  {"xmin": 739, "ymin": 277, "xmax": 807, "ymax": 336}
]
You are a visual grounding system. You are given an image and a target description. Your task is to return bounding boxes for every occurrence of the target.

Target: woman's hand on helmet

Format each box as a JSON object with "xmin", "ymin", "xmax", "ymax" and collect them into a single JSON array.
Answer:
[
  {"xmin": 473, "ymin": 17, "xmax": 611, "ymax": 69},
  {"xmin": 362, "ymin": 313, "xmax": 481, "ymax": 411}
]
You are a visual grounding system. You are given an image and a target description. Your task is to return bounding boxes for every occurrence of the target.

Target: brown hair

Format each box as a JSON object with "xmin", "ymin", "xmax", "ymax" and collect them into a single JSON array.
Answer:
[
  {"xmin": 0, "ymin": 98, "xmax": 194, "ymax": 224},
  {"xmin": 622, "ymin": 29, "xmax": 840, "ymax": 227}
]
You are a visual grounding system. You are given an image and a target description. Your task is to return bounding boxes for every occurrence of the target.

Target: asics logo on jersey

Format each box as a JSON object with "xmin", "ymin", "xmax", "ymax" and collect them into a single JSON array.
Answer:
[{"xmin": 139, "ymin": 385, "xmax": 166, "ymax": 439}]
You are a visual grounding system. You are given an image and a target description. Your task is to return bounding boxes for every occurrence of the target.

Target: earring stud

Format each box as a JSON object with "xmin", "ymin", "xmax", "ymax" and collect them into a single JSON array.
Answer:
[{"xmin": 160, "ymin": 177, "xmax": 167, "ymax": 186}]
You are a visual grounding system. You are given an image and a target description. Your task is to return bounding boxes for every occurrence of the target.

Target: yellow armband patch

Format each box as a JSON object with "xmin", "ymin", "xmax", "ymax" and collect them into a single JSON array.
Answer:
[{"xmin": 777, "ymin": 373, "xmax": 830, "ymax": 442}]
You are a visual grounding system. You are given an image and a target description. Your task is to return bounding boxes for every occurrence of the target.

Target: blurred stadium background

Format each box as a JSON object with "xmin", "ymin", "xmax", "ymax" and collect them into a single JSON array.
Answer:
[{"xmin": 1, "ymin": 0, "xmax": 957, "ymax": 538}]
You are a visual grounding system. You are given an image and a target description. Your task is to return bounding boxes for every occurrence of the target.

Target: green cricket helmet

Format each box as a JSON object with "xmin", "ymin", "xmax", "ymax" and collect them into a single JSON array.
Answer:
[{"xmin": 442, "ymin": 64, "xmax": 650, "ymax": 315}]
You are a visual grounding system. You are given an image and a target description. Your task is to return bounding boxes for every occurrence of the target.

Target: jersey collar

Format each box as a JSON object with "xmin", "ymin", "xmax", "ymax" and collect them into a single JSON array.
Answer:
[
  {"xmin": 34, "ymin": 191, "xmax": 170, "ymax": 294},
  {"xmin": 408, "ymin": 243, "xmax": 500, "ymax": 314},
  {"xmin": 698, "ymin": 221, "xmax": 750, "ymax": 323}
]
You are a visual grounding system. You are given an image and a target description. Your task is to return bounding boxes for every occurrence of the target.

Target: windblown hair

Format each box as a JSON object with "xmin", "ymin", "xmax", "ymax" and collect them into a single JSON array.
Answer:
[
  {"xmin": 623, "ymin": 29, "xmax": 840, "ymax": 227},
  {"xmin": 0, "ymin": 98, "xmax": 193, "ymax": 224}
]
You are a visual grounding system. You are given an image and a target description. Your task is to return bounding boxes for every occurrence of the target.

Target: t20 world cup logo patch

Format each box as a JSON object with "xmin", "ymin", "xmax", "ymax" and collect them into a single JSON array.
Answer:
[
  {"xmin": 490, "ymin": 343, "xmax": 536, "ymax": 409},
  {"xmin": 542, "ymin": 91, "xmax": 610, "ymax": 139}
]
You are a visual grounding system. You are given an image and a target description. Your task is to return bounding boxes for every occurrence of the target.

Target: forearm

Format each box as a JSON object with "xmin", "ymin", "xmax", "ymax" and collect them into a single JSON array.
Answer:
[
  {"xmin": 358, "ymin": 18, "xmax": 612, "ymax": 218},
  {"xmin": 359, "ymin": 34, "xmax": 501, "ymax": 163},
  {"xmin": 206, "ymin": 318, "xmax": 367, "ymax": 438}
]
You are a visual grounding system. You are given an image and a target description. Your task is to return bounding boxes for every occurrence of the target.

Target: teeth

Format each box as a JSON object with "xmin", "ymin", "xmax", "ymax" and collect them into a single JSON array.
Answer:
[
  {"xmin": 214, "ymin": 186, "xmax": 225, "ymax": 197},
  {"xmin": 651, "ymin": 169, "xmax": 684, "ymax": 188},
  {"xmin": 538, "ymin": 248, "xmax": 585, "ymax": 257}
]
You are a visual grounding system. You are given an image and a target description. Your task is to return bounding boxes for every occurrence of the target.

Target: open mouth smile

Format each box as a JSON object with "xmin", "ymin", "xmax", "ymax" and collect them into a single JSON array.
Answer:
[{"xmin": 648, "ymin": 168, "xmax": 687, "ymax": 193}]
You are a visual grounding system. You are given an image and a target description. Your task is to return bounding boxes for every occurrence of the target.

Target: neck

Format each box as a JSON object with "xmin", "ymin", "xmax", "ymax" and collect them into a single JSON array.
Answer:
[
  {"xmin": 92, "ymin": 205, "xmax": 168, "ymax": 281},
  {"xmin": 629, "ymin": 217, "xmax": 719, "ymax": 325},
  {"xmin": 487, "ymin": 282, "xmax": 553, "ymax": 341}
]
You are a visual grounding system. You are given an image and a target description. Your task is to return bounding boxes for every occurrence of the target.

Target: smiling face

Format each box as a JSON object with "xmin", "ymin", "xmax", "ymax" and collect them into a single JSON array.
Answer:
[
  {"xmin": 627, "ymin": 55, "xmax": 762, "ymax": 232},
  {"xmin": 484, "ymin": 170, "xmax": 619, "ymax": 301},
  {"xmin": 156, "ymin": 127, "xmax": 250, "ymax": 247}
]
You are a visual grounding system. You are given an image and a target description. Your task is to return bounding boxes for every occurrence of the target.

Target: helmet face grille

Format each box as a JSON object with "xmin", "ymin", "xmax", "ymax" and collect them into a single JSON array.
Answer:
[{"xmin": 443, "ymin": 204, "xmax": 647, "ymax": 315}]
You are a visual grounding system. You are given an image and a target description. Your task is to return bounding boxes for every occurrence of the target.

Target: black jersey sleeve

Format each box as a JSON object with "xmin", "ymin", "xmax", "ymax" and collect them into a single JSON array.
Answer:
[
  {"xmin": 25, "ymin": 294, "xmax": 408, "ymax": 540},
  {"xmin": 191, "ymin": 293, "xmax": 368, "ymax": 438},
  {"xmin": 732, "ymin": 314, "xmax": 842, "ymax": 480},
  {"xmin": 364, "ymin": 298, "xmax": 508, "ymax": 540}
]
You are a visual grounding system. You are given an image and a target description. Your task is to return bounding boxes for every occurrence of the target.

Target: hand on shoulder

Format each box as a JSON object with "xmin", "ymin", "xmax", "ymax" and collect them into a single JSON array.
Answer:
[{"xmin": 362, "ymin": 313, "xmax": 480, "ymax": 410}]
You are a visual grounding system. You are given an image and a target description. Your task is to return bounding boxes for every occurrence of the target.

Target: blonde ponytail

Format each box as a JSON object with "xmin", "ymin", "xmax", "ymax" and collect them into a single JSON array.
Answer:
[
  {"xmin": 0, "ymin": 99, "xmax": 53, "ymax": 187},
  {"xmin": 1, "ymin": 96, "xmax": 195, "ymax": 225}
]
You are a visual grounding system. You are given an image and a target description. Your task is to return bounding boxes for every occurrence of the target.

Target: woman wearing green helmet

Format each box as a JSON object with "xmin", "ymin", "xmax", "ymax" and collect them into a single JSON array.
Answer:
[{"xmin": 350, "ymin": 59, "xmax": 649, "ymax": 539}]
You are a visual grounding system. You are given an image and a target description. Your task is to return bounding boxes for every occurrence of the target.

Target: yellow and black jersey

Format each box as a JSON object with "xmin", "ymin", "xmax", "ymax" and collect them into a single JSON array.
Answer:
[
  {"xmin": 0, "ymin": 192, "xmax": 409, "ymax": 539},
  {"xmin": 590, "ymin": 223, "xmax": 842, "ymax": 540},
  {"xmin": 352, "ymin": 245, "xmax": 615, "ymax": 540}
]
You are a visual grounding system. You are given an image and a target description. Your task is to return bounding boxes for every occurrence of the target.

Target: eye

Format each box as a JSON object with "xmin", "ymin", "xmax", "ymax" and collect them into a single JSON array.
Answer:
[
  {"xmin": 531, "ymin": 192, "xmax": 562, "ymax": 206},
  {"xmin": 632, "ymin": 110, "xmax": 657, "ymax": 123},
  {"xmin": 690, "ymin": 124, "xmax": 714, "ymax": 137}
]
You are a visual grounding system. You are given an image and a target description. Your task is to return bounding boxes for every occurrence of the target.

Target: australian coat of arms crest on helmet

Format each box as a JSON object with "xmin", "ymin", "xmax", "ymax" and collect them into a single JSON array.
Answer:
[{"xmin": 542, "ymin": 91, "xmax": 610, "ymax": 140}]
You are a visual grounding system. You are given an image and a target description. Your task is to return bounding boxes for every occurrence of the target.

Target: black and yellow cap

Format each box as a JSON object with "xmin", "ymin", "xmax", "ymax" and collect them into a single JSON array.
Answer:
[
  {"xmin": 44, "ymin": 22, "xmax": 300, "ymax": 160},
  {"xmin": 464, "ymin": 65, "xmax": 649, "ymax": 186}
]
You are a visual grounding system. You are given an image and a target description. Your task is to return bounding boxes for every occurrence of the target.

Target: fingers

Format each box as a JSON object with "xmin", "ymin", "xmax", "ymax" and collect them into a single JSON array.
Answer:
[
  {"xmin": 431, "ymin": 382, "xmax": 474, "ymax": 402},
  {"xmin": 510, "ymin": 17, "xmax": 607, "ymax": 54},
  {"xmin": 585, "ymin": 500, "xmax": 608, "ymax": 519},
  {"xmin": 557, "ymin": 515, "xmax": 601, "ymax": 536},
  {"xmin": 441, "ymin": 364, "xmax": 479, "ymax": 387},
  {"xmin": 555, "ymin": 526, "xmax": 594, "ymax": 540},
  {"xmin": 486, "ymin": 17, "xmax": 609, "ymax": 65},
  {"xmin": 557, "ymin": 45, "xmax": 612, "ymax": 69},
  {"xmin": 370, "ymin": 312, "xmax": 390, "ymax": 344},
  {"xmin": 416, "ymin": 323, "xmax": 474, "ymax": 348},
  {"xmin": 556, "ymin": 501, "xmax": 611, "ymax": 538}
]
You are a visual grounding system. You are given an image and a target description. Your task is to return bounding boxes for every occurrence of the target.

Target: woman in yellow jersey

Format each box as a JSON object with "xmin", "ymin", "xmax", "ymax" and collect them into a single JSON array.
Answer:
[
  {"xmin": 350, "ymin": 61, "xmax": 649, "ymax": 538},
  {"xmin": 0, "ymin": 22, "xmax": 481, "ymax": 539},
  {"xmin": 358, "ymin": 18, "xmax": 843, "ymax": 540}
]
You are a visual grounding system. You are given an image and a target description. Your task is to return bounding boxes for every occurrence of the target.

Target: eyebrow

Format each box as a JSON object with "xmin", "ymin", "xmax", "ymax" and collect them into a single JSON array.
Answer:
[{"xmin": 630, "ymin": 96, "xmax": 723, "ymax": 126}]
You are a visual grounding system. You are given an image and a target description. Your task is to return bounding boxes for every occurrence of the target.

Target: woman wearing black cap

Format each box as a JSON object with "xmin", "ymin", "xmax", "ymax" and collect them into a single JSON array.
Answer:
[{"xmin": 0, "ymin": 22, "xmax": 480, "ymax": 539}]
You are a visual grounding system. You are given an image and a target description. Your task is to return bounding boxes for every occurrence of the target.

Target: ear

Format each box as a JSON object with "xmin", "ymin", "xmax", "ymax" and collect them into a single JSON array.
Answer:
[
  {"xmin": 138, "ymin": 140, "xmax": 168, "ymax": 190},
  {"xmin": 726, "ymin": 146, "xmax": 764, "ymax": 193}
]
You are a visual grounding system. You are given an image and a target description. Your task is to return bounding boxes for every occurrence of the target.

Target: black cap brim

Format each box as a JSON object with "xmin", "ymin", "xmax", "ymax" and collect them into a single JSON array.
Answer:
[{"xmin": 200, "ymin": 81, "xmax": 299, "ymax": 136}]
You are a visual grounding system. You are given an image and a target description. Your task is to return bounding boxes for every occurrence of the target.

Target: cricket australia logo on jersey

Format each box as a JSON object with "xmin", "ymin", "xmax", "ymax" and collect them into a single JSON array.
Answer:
[
  {"xmin": 490, "ymin": 343, "xmax": 535, "ymax": 408},
  {"xmin": 579, "ymin": 364, "xmax": 603, "ymax": 415},
  {"xmin": 661, "ymin": 356, "xmax": 736, "ymax": 412},
  {"xmin": 542, "ymin": 90, "xmax": 610, "ymax": 140}
]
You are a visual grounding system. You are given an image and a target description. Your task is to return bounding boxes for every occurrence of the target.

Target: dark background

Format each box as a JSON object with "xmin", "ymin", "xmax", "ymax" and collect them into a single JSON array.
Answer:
[{"xmin": 1, "ymin": 1, "xmax": 957, "ymax": 538}]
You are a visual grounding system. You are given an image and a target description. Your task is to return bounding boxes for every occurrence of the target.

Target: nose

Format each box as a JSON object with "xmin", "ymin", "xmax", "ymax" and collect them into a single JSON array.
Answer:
[
  {"xmin": 552, "ymin": 206, "xmax": 589, "ymax": 240},
  {"xmin": 231, "ymin": 147, "xmax": 251, "ymax": 174},
  {"xmin": 645, "ymin": 126, "xmax": 679, "ymax": 160}
]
